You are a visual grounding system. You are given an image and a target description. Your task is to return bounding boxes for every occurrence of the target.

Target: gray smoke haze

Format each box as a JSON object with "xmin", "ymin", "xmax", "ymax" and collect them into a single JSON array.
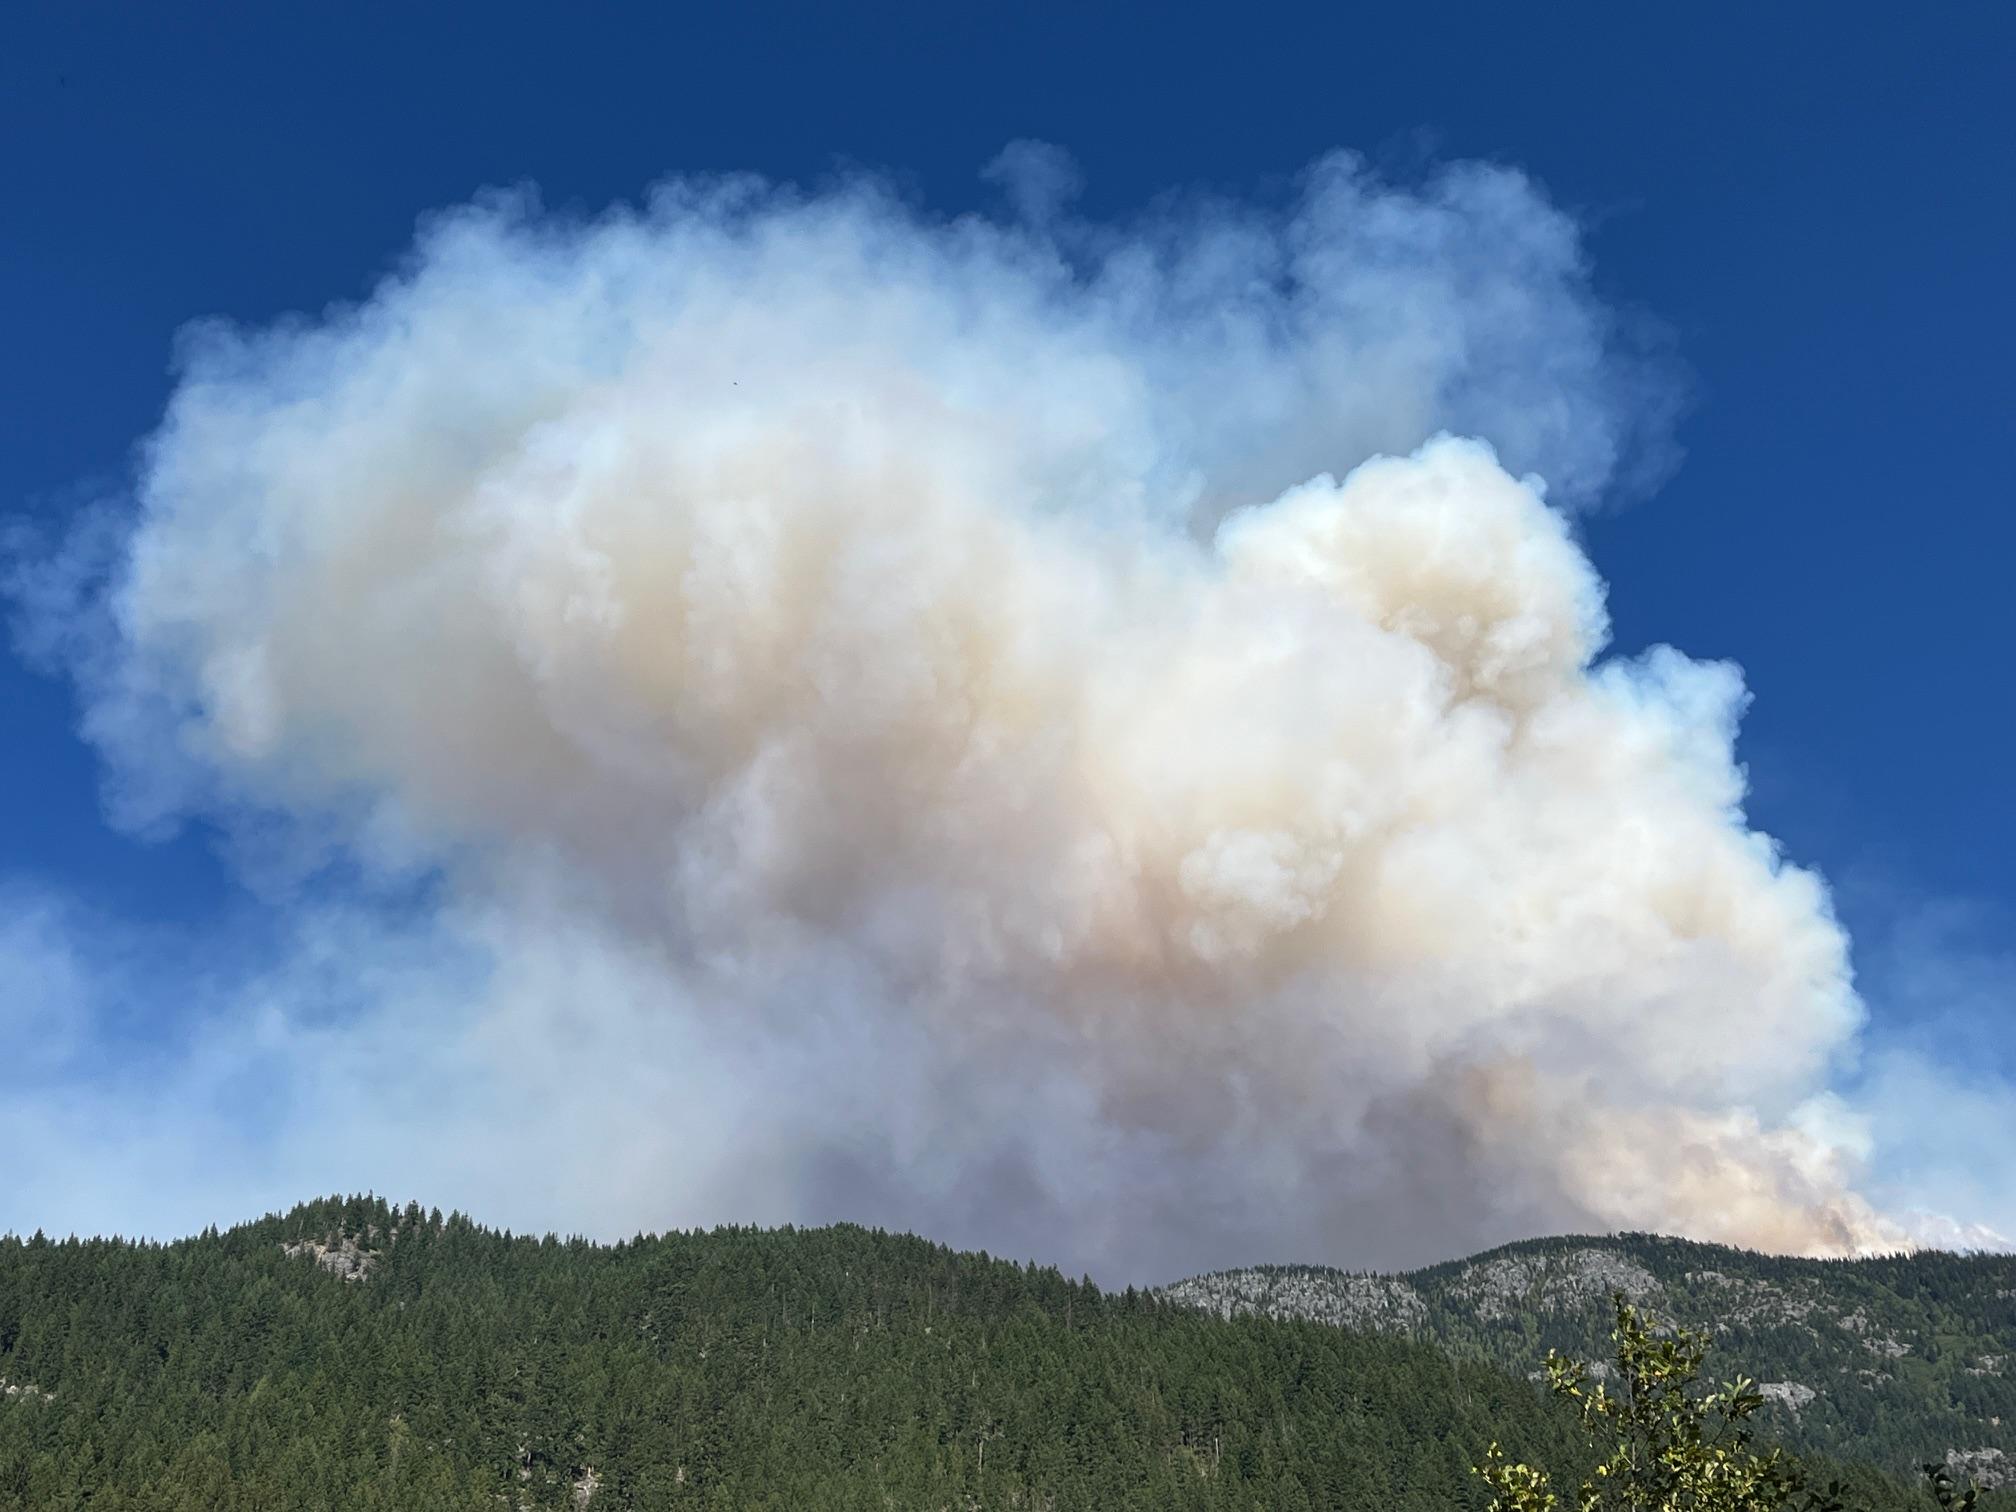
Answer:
[{"xmin": 11, "ymin": 150, "xmax": 1930, "ymax": 1276}]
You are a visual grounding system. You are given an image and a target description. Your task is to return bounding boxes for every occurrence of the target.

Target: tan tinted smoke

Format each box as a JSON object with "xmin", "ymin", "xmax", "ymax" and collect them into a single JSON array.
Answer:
[{"xmin": 73, "ymin": 161, "xmax": 1902, "ymax": 1273}]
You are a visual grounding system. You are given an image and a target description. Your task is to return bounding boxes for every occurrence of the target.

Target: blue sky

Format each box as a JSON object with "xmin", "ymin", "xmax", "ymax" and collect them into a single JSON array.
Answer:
[{"xmin": 2, "ymin": 3, "xmax": 2011, "ymax": 1268}]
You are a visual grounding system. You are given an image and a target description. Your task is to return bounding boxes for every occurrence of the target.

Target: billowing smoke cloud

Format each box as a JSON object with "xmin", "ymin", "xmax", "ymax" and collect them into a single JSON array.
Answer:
[{"xmin": 15, "ymin": 151, "xmax": 1919, "ymax": 1275}]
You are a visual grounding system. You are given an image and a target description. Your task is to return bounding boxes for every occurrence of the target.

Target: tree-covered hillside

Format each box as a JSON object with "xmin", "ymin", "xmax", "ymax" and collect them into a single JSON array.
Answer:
[
  {"xmin": 1163, "ymin": 1233, "xmax": 2016, "ymax": 1490},
  {"xmin": 2, "ymin": 1196, "xmax": 1590, "ymax": 1510},
  {"xmin": 0, "ymin": 1201, "xmax": 1994, "ymax": 1510}
]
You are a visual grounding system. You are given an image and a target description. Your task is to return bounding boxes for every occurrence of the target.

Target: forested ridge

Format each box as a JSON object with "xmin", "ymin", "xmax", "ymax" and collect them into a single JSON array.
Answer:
[
  {"xmin": 0, "ymin": 1198, "xmax": 1995, "ymax": 1510},
  {"xmin": 1164, "ymin": 1233, "xmax": 2016, "ymax": 1489}
]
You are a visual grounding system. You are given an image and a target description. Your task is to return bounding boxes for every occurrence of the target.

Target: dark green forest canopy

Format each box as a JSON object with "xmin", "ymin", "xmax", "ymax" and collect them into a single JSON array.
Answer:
[{"xmin": 0, "ymin": 1198, "xmax": 2003, "ymax": 1510}]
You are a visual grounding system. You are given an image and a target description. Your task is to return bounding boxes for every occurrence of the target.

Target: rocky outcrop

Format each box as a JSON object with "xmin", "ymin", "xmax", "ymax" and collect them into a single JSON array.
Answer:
[
  {"xmin": 1946, "ymin": 1447, "xmax": 2013, "ymax": 1491},
  {"xmin": 1168, "ymin": 1245, "xmax": 1670, "ymax": 1335},
  {"xmin": 1836, "ymin": 1308, "xmax": 1912, "ymax": 1358},
  {"xmin": 1686, "ymin": 1270, "xmax": 1822, "ymax": 1332},
  {"xmin": 1759, "ymin": 1381, "xmax": 1816, "ymax": 1414},
  {"xmin": 282, "ymin": 1233, "xmax": 378, "ymax": 1281},
  {"xmin": 1446, "ymin": 1247, "xmax": 1662, "ymax": 1319},
  {"xmin": 1159, "ymin": 1268, "xmax": 1427, "ymax": 1333}
]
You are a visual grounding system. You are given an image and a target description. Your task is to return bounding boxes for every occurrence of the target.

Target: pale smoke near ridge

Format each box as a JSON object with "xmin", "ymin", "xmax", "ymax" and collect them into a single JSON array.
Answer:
[{"xmin": 36, "ymin": 152, "xmax": 1912, "ymax": 1274}]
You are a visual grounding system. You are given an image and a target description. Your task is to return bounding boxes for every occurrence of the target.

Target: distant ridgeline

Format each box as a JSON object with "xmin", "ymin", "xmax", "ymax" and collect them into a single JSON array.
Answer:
[
  {"xmin": 1161, "ymin": 1233, "xmax": 2016, "ymax": 1493},
  {"xmin": 0, "ymin": 1199, "xmax": 2001, "ymax": 1511}
]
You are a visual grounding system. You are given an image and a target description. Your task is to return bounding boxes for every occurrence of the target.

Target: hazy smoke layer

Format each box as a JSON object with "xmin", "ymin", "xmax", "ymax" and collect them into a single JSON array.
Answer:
[{"xmin": 47, "ymin": 155, "xmax": 1904, "ymax": 1274}]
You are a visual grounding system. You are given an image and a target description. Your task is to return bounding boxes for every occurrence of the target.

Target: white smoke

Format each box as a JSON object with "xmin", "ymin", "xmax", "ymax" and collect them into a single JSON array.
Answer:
[{"xmin": 14, "ymin": 151, "xmax": 1919, "ymax": 1274}]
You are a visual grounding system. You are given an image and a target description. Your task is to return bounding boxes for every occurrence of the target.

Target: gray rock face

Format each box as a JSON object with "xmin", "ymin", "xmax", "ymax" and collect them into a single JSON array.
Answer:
[
  {"xmin": 1161, "ymin": 1244, "xmax": 1679, "ymax": 1335},
  {"xmin": 1686, "ymin": 1270, "xmax": 1822, "ymax": 1331},
  {"xmin": 1158, "ymin": 1268, "xmax": 1428, "ymax": 1333},
  {"xmin": 282, "ymin": 1234, "xmax": 378, "ymax": 1281},
  {"xmin": 1947, "ymin": 1447, "xmax": 2014, "ymax": 1491},
  {"xmin": 1759, "ymin": 1381, "xmax": 1817, "ymax": 1414},
  {"xmin": 1836, "ymin": 1307, "xmax": 1913, "ymax": 1358},
  {"xmin": 1446, "ymin": 1246, "xmax": 1663, "ymax": 1320}
]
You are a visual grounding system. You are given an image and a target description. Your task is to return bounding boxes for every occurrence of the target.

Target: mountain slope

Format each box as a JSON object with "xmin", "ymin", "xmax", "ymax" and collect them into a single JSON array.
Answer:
[
  {"xmin": 1, "ymin": 1200, "xmax": 1997, "ymax": 1509},
  {"xmin": 1162, "ymin": 1232, "xmax": 2016, "ymax": 1487},
  {"xmin": 0, "ymin": 1196, "xmax": 1588, "ymax": 1510}
]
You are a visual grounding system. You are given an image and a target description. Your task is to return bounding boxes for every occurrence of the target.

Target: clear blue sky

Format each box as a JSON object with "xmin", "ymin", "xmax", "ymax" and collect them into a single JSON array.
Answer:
[{"xmin": 2, "ymin": 2, "xmax": 2011, "ymax": 1253}]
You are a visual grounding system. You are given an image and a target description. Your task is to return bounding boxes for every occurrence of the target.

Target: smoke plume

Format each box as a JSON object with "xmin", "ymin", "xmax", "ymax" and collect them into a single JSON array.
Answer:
[{"xmin": 18, "ymin": 152, "xmax": 1914, "ymax": 1275}]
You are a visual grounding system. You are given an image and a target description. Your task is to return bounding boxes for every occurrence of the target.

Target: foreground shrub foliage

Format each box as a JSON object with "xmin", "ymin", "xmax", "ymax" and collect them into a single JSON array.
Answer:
[{"xmin": 1478, "ymin": 1295, "xmax": 1985, "ymax": 1512}]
